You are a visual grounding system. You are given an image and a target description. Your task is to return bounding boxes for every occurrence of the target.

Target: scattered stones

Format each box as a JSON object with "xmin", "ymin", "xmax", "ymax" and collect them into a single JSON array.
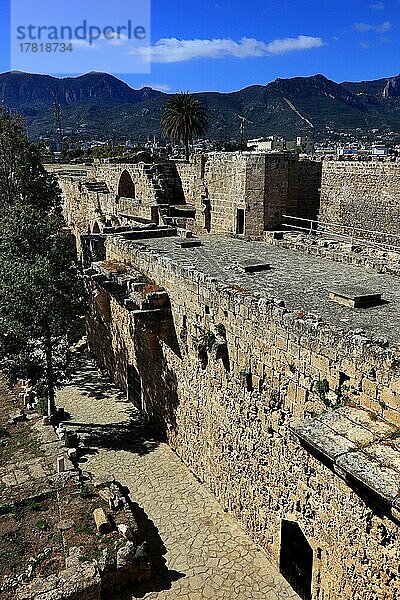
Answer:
[
  {"xmin": 116, "ymin": 540, "xmax": 136, "ymax": 569},
  {"xmin": 56, "ymin": 456, "xmax": 65, "ymax": 474},
  {"xmin": 117, "ymin": 523, "xmax": 134, "ymax": 540},
  {"xmin": 8, "ymin": 410, "xmax": 27, "ymax": 424},
  {"xmin": 57, "ymin": 519, "xmax": 75, "ymax": 531},
  {"xmin": 16, "ymin": 561, "xmax": 101, "ymax": 600},
  {"xmin": 65, "ymin": 546, "xmax": 85, "ymax": 568},
  {"xmin": 93, "ymin": 507, "xmax": 112, "ymax": 534}
]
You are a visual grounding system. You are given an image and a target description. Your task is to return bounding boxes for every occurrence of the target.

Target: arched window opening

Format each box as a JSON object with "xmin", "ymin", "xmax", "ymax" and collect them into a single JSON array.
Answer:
[
  {"xmin": 92, "ymin": 221, "xmax": 100, "ymax": 234},
  {"xmin": 118, "ymin": 169, "xmax": 135, "ymax": 199}
]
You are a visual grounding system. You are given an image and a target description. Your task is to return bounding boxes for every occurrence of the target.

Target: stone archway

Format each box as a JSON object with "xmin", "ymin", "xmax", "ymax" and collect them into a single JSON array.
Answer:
[{"xmin": 118, "ymin": 169, "xmax": 135, "ymax": 199}]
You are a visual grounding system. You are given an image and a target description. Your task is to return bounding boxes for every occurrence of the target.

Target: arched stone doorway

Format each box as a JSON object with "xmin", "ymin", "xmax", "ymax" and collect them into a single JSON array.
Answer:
[{"xmin": 118, "ymin": 169, "xmax": 135, "ymax": 198}]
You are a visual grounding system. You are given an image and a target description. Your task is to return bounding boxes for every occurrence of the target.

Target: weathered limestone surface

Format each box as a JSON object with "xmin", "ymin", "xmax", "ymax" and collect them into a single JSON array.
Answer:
[
  {"xmin": 264, "ymin": 231, "xmax": 400, "ymax": 276},
  {"xmin": 170, "ymin": 154, "xmax": 320, "ymax": 236},
  {"xmin": 56, "ymin": 153, "xmax": 400, "ymax": 599},
  {"xmin": 84, "ymin": 233, "xmax": 400, "ymax": 600},
  {"xmin": 319, "ymin": 159, "xmax": 400, "ymax": 239},
  {"xmin": 57, "ymin": 361, "xmax": 299, "ymax": 600},
  {"xmin": 56, "ymin": 152, "xmax": 322, "ymax": 242},
  {"xmin": 17, "ymin": 562, "xmax": 102, "ymax": 600}
]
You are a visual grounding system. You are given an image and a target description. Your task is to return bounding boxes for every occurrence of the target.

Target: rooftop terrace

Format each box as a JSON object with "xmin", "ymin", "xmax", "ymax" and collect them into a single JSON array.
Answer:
[{"xmin": 121, "ymin": 234, "xmax": 400, "ymax": 345}]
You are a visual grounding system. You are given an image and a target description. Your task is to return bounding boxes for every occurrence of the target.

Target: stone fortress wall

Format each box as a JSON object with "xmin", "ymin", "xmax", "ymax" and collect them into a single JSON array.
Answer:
[
  {"xmin": 84, "ymin": 233, "xmax": 400, "ymax": 600},
  {"xmin": 319, "ymin": 159, "xmax": 400, "ymax": 240},
  {"xmin": 58, "ymin": 152, "xmax": 322, "ymax": 241},
  {"xmin": 58, "ymin": 155, "xmax": 400, "ymax": 247},
  {"xmin": 56, "ymin": 153, "xmax": 400, "ymax": 600},
  {"xmin": 173, "ymin": 153, "xmax": 320, "ymax": 236}
]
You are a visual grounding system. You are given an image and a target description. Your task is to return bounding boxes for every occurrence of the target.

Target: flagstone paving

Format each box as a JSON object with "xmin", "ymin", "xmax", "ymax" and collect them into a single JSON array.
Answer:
[{"xmin": 57, "ymin": 358, "xmax": 299, "ymax": 600}]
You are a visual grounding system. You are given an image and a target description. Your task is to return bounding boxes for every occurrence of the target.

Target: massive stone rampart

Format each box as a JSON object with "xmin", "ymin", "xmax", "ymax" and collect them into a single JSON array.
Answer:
[
  {"xmin": 84, "ymin": 233, "xmax": 400, "ymax": 600},
  {"xmin": 57, "ymin": 153, "xmax": 322, "ymax": 242}
]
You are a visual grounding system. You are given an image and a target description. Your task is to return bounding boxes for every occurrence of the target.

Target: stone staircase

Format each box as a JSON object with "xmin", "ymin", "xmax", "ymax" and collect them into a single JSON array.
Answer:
[
  {"xmin": 84, "ymin": 181, "xmax": 110, "ymax": 194},
  {"xmin": 142, "ymin": 163, "xmax": 186, "ymax": 205}
]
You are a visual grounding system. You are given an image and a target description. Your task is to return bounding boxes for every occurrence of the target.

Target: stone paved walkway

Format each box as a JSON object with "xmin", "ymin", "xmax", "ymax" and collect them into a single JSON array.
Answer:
[
  {"xmin": 57, "ymin": 359, "xmax": 299, "ymax": 600},
  {"xmin": 0, "ymin": 419, "xmax": 63, "ymax": 489}
]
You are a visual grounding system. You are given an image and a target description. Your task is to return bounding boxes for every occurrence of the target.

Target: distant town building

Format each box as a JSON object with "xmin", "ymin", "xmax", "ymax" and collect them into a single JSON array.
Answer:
[
  {"xmin": 372, "ymin": 144, "xmax": 389, "ymax": 156},
  {"xmin": 247, "ymin": 135, "xmax": 314, "ymax": 155}
]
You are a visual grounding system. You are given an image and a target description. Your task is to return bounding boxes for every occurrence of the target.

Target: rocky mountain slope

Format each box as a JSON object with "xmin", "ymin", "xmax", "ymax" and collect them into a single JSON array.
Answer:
[{"xmin": 2, "ymin": 71, "xmax": 400, "ymax": 141}]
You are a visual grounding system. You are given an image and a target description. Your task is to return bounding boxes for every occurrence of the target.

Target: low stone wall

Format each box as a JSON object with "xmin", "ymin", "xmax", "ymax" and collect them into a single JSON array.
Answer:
[
  {"xmin": 264, "ymin": 231, "xmax": 400, "ymax": 276},
  {"xmin": 83, "ymin": 233, "xmax": 400, "ymax": 600}
]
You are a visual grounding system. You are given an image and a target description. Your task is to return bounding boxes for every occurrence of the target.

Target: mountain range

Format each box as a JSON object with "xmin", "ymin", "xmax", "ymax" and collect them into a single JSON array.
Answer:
[{"xmin": 1, "ymin": 70, "xmax": 400, "ymax": 141}]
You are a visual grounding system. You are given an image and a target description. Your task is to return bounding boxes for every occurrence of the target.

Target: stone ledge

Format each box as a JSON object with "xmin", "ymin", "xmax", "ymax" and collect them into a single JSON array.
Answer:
[
  {"xmin": 328, "ymin": 288, "xmax": 383, "ymax": 308},
  {"xmin": 264, "ymin": 231, "xmax": 400, "ymax": 277},
  {"xmin": 291, "ymin": 405, "xmax": 400, "ymax": 520}
]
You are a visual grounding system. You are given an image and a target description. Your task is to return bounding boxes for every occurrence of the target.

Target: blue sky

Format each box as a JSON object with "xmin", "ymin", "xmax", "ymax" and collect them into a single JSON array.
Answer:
[{"xmin": 1, "ymin": 0, "xmax": 400, "ymax": 92}]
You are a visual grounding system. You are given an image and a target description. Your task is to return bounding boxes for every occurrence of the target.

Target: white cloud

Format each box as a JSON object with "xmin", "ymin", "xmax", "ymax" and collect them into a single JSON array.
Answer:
[
  {"xmin": 266, "ymin": 36, "xmax": 324, "ymax": 54},
  {"xmin": 70, "ymin": 39, "xmax": 100, "ymax": 50},
  {"xmin": 370, "ymin": 2, "xmax": 386, "ymax": 9},
  {"xmin": 139, "ymin": 83, "xmax": 171, "ymax": 92},
  {"xmin": 130, "ymin": 35, "xmax": 325, "ymax": 63},
  {"xmin": 108, "ymin": 33, "xmax": 130, "ymax": 46},
  {"xmin": 354, "ymin": 20, "xmax": 392, "ymax": 33},
  {"xmin": 69, "ymin": 33, "xmax": 131, "ymax": 50}
]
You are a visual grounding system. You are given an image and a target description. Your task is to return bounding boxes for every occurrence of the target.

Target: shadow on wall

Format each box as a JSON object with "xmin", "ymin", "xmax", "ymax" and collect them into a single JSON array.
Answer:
[
  {"xmin": 133, "ymin": 313, "xmax": 181, "ymax": 440},
  {"xmin": 165, "ymin": 162, "xmax": 186, "ymax": 205},
  {"xmin": 85, "ymin": 276, "xmax": 182, "ymax": 441},
  {"xmin": 81, "ymin": 235, "xmax": 106, "ymax": 269},
  {"xmin": 86, "ymin": 309, "xmax": 130, "ymax": 392},
  {"xmin": 118, "ymin": 169, "xmax": 135, "ymax": 199}
]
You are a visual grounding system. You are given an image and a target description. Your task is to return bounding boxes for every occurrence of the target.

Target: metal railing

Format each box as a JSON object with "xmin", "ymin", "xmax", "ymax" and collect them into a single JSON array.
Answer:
[{"xmin": 281, "ymin": 215, "xmax": 400, "ymax": 252}]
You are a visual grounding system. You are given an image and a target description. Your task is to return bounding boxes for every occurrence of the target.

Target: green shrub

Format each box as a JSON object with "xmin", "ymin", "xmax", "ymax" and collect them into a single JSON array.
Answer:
[
  {"xmin": 315, "ymin": 379, "xmax": 329, "ymax": 406},
  {"xmin": 36, "ymin": 518, "xmax": 48, "ymax": 531},
  {"xmin": 79, "ymin": 484, "xmax": 91, "ymax": 499}
]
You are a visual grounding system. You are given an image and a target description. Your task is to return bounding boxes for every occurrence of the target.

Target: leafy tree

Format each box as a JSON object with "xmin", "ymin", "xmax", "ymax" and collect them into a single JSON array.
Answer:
[
  {"xmin": 161, "ymin": 92, "xmax": 208, "ymax": 161},
  {"xmin": 0, "ymin": 110, "xmax": 84, "ymax": 415}
]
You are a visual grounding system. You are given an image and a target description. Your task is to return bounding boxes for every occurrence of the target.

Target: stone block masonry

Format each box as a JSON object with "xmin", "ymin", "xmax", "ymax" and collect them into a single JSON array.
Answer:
[
  {"xmin": 175, "ymin": 153, "xmax": 320, "ymax": 237},
  {"xmin": 84, "ymin": 232, "xmax": 400, "ymax": 600},
  {"xmin": 56, "ymin": 152, "xmax": 322, "ymax": 244},
  {"xmin": 319, "ymin": 159, "xmax": 400, "ymax": 240}
]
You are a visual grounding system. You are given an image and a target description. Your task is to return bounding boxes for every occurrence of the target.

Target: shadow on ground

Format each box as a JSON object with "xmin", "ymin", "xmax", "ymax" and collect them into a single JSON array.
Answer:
[
  {"xmin": 67, "ymin": 368, "xmax": 128, "ymax": 403},
  {"xmin": 119, "ymin": 492, "xmax": 186, "ymax": 598},
  {"xmin": 61, "ymin": 357, "xmax": 185, "ymax": 596},
  {"xmin": 68, "ymin": 421, "xmax": 161, "ymax": 457}
]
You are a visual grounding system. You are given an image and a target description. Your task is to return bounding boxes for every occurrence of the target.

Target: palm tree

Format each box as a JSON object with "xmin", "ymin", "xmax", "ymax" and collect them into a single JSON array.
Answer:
[{"xmin": 161, "ymin": 92, "xmax": 208, "ymax": 161}]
